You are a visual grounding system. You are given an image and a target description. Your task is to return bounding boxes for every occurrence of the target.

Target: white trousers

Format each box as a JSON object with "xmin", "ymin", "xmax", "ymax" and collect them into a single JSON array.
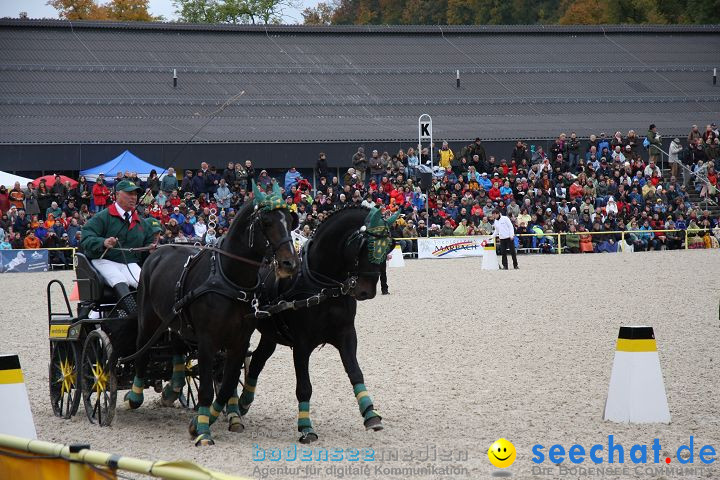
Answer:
[{"xmin": 91, "ymin": 259, "xmax": 141, "ymax": 288}]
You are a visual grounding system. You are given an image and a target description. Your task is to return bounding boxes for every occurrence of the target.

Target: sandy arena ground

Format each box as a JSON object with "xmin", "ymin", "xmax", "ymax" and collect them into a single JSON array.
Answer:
[{"xmin": 3, "ymin": 250, "xmax": 720, "ymax": 479}]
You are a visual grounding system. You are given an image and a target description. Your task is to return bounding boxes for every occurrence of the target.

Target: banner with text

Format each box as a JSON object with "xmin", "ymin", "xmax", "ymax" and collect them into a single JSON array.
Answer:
[
  {"xmin": 0, "ymin": 249, "xmax": 49, "ymax": 273},
  {"xmin": 417, "ymin": 236, "xmax": 493, "ymax": 259}
]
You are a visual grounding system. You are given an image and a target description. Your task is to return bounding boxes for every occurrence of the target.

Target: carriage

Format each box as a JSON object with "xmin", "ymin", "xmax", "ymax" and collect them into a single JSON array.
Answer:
[{"xmin": 46, "ymin": 253, "xmax": 233, "ymax": 427}]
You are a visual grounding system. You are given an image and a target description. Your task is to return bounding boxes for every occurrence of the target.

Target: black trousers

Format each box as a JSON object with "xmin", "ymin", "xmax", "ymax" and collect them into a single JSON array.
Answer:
[
  {"xmin": 499, "ymin": 237, "xmax": 518, "ymax": 269},
  {"xmin": 380, "ymin": 262, "xmax": 388, "ymax": 292}
]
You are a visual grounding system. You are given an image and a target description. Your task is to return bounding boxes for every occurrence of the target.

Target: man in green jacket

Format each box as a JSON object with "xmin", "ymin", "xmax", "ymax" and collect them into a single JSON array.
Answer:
[
  {"xmin": 646, "ymin": 124, "xmax": 662, "ymax": 165},
  {"xmin": 160, "ymin": 167, "xmax": 179, "ymax": 194},
  {"xmin": 81, "ymin": 180, "xmax": 155, "ymax": 305}
]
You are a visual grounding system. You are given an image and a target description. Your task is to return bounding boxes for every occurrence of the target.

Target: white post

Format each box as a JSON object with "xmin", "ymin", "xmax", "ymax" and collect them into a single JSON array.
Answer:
[{"xmin": 418, "ymin": 114, "xmax": 433, "ymax": 237}]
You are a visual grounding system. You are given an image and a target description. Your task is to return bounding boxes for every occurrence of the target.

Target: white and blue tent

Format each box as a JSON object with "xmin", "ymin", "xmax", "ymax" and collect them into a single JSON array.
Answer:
[{"xmin": 81, "ymin": 150, "xmax": 164, "ymax": 183}]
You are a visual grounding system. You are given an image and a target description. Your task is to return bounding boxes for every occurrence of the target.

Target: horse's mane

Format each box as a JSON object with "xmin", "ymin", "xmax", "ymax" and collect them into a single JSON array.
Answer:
[
  {"xmin": 226, "ymin": 201, "xmax": 255, "ymax": 237},
  {"xmin": 311, "ymin": 205, "xmax": 369, "ymax": 239}
]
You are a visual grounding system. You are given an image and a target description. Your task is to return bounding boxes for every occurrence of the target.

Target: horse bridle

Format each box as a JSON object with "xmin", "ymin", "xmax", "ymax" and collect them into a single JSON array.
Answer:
[
  {"xmin": 248, "ymin": 207, "xmax": 295, "ymax": 259},
  {"xmin": 344, "ymin": 225, "xmax": 395, "ymax": 278}
]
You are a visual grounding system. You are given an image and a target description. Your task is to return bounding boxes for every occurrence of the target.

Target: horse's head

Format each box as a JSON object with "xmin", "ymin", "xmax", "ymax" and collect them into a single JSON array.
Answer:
[
  {"xmin": 252, "ymin": 181, "xmax": 299, "ymax": 279},
  {"xmin": 344, "ymin": 207, "xmax": 400, "ymax": 300}
]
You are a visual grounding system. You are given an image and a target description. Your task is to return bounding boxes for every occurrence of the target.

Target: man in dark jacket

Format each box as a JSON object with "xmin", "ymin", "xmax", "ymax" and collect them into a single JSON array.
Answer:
[
  {"xmin": 316, "ymin": 152, "xmax": 329, "ymax": 180},
  {"xmin": 205, "ymin": 166, "xmax": 220, "ymax": 196},
  {"xmin": 192, "ymin": 170, "xmax": 207, "ymax": 196},
  {"xmin": 511, "ymin": 141, "xmax": 530, "ymax": 166},
  {"xmin": 352, "ymin": 147, "xmax": 368, "ymax": 184}
]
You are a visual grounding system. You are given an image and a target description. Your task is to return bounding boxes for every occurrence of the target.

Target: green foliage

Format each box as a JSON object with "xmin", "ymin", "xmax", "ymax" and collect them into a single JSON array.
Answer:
[
  {"xmin": 173, "ymin": 0, "xmax": 298, "ymax": 24},
  {"xmin": 316, "ymin": 0, "xmax": 718, "ymax": 25}
]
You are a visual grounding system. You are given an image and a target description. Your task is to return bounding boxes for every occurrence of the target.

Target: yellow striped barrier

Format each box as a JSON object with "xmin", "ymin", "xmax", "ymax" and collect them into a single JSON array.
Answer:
[{"xmin": 0, "ymin": 433, "xmax": 249, "ymax": 480}]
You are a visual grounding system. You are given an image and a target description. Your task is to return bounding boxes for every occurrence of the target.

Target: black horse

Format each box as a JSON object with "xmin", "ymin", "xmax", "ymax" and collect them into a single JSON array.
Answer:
[
  {"xmin": 236, "ymin": 205, "xmax": 398, "ymax": 442},
  {"xmin": 126, "ymin": 184, "xmax": 299, "ymax": 446}
]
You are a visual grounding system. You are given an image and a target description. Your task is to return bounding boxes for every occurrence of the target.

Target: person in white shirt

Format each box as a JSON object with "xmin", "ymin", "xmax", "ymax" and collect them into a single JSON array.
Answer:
[{"xmin": 492, "ymin": 209, "xmax": 518, "ymax": 270}]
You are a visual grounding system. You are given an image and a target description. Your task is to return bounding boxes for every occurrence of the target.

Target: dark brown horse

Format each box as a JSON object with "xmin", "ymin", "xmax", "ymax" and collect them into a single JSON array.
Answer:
[
  {"xmin": 126, "ymin": 184, "xmax": 299, "ymax": 446},
  {"xmin": 236, "ymin": 206, "xmax": 398, "ymax": 442}
]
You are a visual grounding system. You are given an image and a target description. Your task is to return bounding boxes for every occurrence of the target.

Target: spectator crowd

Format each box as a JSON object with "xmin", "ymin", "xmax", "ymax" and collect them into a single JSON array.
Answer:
[{"xmin": 0, "ymin": 122, "xmax": 719, "ymax": 267}]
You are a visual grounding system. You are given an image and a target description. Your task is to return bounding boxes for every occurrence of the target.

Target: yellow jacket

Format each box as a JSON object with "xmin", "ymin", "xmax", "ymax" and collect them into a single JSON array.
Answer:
[{"xmin": 438, "ymin": 147, "xmax": 454, "ymax": 168}]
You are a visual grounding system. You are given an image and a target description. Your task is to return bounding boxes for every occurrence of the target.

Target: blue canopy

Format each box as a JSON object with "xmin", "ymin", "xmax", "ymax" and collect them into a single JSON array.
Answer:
[{"xmin": 81, "ymin": 150, "xmax": 162, "ymax": 181}]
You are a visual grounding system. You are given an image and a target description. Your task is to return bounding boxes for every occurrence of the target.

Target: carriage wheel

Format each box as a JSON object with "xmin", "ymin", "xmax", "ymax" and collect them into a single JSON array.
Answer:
[
  {"xmin": 80, "ymin": 329, "xmax": 118, "ymax": 426},
  {"xmin": 179, "ymin": 359, "xmax": 222, "ymax": 411},
  {"xmin": 179, "ymin": 358, "xmax": 201, "ymax": 410},
  {"xmin": 49, "ymin": 342, "xmax": 81, "ymax": 419}
]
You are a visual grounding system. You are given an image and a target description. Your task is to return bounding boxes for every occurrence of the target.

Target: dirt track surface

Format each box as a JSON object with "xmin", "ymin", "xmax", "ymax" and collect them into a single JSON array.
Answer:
[{"xmin": 4, "ymin": 250, "xmax": 720, "ymax": 479}]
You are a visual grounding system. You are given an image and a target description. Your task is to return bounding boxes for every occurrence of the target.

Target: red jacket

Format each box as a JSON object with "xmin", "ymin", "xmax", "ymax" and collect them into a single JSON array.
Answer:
[
  {"xmin": 92, "ymin": 183, "xmax": 110, "ymax": 206},
  {"xmin": 569, "ymin": 183, "xmax": 584, "ymax": 200}
]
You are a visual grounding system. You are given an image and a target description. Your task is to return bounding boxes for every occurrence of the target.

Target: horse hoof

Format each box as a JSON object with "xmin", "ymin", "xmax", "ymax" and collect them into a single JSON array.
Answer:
[
  {"xmin": 123, "ymin": 392, "xmax": 143, "ymax": 410},
  {"xmin": 299, "ymin": 431, "xmax": 318, "ymax": 444},
  {"xmin": 364, "ymin": 416, "xmax": 384, "ymax": 431},
  {"xmin": 194, "ymin": 434, "xmax": 215, "ymax": 447},
  {"xmin": 160, "ymin": 385, "xmax": 180, "ymax": 407},
  {"xmin": 228, "ymin": 415, "xmax": 244, "ymax": 433},
  {"xmin": 188, "ymin": 418, "xmax": 198, "ymax": 437}
]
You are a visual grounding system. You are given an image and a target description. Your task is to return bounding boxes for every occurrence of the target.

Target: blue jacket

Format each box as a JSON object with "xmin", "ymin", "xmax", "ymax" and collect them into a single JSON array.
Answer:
[
  {"xmin": 191, "ymin": 175, "xmax": 207, "ymax": 195},
  {"xmin": 284, "ymin": 170, "xmax": 302, "ymax": 191},
  {"xmin": 170, "ymin": 212, "xmax": 186, "ymax": 225}
]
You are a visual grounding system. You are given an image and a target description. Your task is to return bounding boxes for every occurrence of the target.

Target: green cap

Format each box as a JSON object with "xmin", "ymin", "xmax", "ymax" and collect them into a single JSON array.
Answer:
[
  {"xmin": 144, "ymin": 217, "xmax": 163, "ymax": 234},
  {"xmin": 116, "ymin": 179, "xmax": 143, "ymax": 193}
]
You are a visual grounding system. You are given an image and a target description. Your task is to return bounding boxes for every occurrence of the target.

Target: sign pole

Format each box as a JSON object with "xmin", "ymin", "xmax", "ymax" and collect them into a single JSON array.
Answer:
[{"xmin": 418, "ymin": 114, "xmax": 433, "ymax": 238}]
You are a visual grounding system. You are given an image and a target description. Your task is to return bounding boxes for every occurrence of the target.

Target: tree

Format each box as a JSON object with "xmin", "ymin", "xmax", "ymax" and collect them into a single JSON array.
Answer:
[
  {"xmin": 558, "ymin": 0, "xmax": 609, "ymax": 24},
  {"xmin": 47, "ymin": 0, "xmax": 108, "ymax": 20},
  {"xmin": 174, "ymin": 0, "xmax": 297, "ymax": 24},
  {"xmin": 107, "ymin": 0, "xmax": 154, "ymax": 21},
  {"xmin": 49, "ymin": 0, "xmax": 157, "ymax": 21},
  {"xmin": 173, "ymin": 0, "xmax": 220, "ymax": 23},
  {"xmin": 214, "ymin": 0, "xmax": 253, "ymax": 23},
  {"xmin": 302, "ymin": 2, "xmax": 336, "ymax": 25}
]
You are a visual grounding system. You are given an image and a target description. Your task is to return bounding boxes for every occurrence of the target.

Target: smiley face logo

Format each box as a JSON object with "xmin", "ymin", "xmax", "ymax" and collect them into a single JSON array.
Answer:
[{"xmin": 488, "ymin": 438, "xmax": 516, "ymax": 468}]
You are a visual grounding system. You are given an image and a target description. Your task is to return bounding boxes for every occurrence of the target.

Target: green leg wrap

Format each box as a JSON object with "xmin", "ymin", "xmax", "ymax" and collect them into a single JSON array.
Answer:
[
  {"xmin": 239, "ymin": 377, "xmax": 257, "ymax": 415},
  {"xmin": 226, "ymin": 391, "xmax": 244, "ymax": 432},
  {"xmin": 191, "ymin": 406, "xmax": 214, "ymax": 446},
  {"xmin": 353, "ymin": 383, "xmax": 381, "ymax": 421},
  {"xmin": 170, "ymin": 355, "xmax": 186, "ymax": 390},
  {"xmin": 297, "ymin": 401, "xmax": 318, "ymax": 442},
  {"xmin": 297, "ymin": 401, "xmax": 313, "ymax": 431},
  {"xmin": 161, "ymin": 356, "xmax": 186, "ymax": 405},
  {"xmin": 227, "ymin": 389, "xmax": 240, "ymax": 415},
  {"xmin": 209, "ymin": 400, "xmax": 225, "ymax": 425},
  {"xmin": 124, "ymin": 377, "xmax": 144, "ymax": 409}
]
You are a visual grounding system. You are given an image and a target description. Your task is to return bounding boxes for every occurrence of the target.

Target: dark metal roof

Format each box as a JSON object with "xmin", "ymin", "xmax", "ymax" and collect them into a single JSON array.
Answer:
[{"xmin": 0, "ymin": 19, "xmax": 718, "ymax": 144}]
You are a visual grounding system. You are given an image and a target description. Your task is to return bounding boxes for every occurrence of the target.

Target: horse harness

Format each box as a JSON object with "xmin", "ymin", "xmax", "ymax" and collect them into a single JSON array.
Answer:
[
  {"xmin": 248, "ymin": 241, "xmax": 358, "ymax": 320},
  {"xmin": 246, "ymin": 216, "xmax": 395, "ymax": 320}
]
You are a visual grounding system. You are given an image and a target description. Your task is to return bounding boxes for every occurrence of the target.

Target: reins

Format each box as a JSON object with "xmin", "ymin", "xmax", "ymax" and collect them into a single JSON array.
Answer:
[{"xmin": 113, "ymin": 243, "xmax": 264, "ymax": 268}]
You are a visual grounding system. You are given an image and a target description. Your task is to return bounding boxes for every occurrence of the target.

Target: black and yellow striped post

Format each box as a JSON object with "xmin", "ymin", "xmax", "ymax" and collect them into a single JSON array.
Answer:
[
  {"xmin": 0, "ymin": 354, "xmax": 37, "ymax": 438},
  {"xmin": 603, "ymin": 326, "xmax": 670, "ymax": 423}
]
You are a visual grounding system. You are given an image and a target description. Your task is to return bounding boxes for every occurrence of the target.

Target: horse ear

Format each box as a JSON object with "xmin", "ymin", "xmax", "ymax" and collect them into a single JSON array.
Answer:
[
  {"xmin": 386, "ymin": 211, "xmax": 401, "ymax": 226},
  {"xmin": 252, "ymin": 180, "xmax": 265, "ymax": 205},
  {"xmin": 365, "ymin": 206, "xmax": 381, "ymax": 227},
  {"xmin": 272, "ymin": 181, "xmax": 282, "ymax": 197}
]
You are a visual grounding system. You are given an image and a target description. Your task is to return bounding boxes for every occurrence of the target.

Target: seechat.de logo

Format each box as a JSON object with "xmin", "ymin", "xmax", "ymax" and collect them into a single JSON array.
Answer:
[{"xmin": 531, "ymin": 435, "xmax": 716, "ymax": 465}]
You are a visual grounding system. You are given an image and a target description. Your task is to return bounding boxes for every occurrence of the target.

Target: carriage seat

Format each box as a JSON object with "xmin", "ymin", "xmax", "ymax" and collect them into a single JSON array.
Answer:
[{"xmin": 74, "ymin": 253, "xmax": 116, "ymax": 303}]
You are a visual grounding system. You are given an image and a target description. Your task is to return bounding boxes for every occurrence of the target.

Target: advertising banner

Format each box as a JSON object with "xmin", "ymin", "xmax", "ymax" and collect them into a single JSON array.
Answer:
[
  {"xmin": 417, "ymin": 236, "xmax": 493, "ymax": 259},
  {"xmin": 0, "ymin": 249, "xmax": 49, "ymax": 273}
]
